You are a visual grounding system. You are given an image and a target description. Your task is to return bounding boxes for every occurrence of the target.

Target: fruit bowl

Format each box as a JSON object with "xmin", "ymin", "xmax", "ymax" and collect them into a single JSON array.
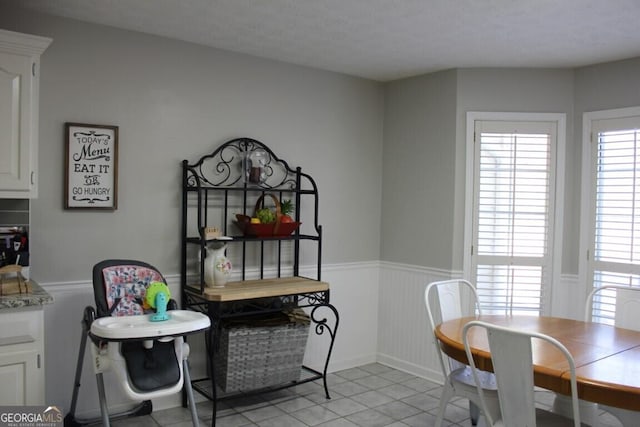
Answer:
[
  {"xmin": 234, "ymin": 214, "xmax": 300, "ymax": 237},
  {"xmin": 234, "ymin": 193, "xmax": 301, "ymax": 237}
]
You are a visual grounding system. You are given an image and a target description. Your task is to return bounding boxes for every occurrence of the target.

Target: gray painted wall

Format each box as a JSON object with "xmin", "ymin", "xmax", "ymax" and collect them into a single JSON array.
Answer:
[
  {"xmin": 1, "ymin": 6, "xmax": 640, "ymax": 281},
  {"xmin": 572, "ymin": 57, "xmax": 640, "ymax": 271},
  {"xmin": 3, "ymin": 5, "xmax": 640, "ymax": 280},
  {"xmin": 574, "ymin": 57, "xmax": 640, "ymax": 114},
  {"xmin": 0, "ymin": 8, "xmax": 384, "ymax": 283},
  {"xmin": 382, "ymin": 63, "xmax": 640, "ymax": 276},
  {"xmin": 453, "ymin": 64, "xmax": 640, "ymax": 275},
  {"xmin": 381, "ymin": 70, "xmax": 458, "ymax": 268},
  {"xmin": 381, "ymin": 68, "xmax": 577, "ymax": 272},
  {"xmin": 455, "ymin": 68, "xmax": 576, "ymax": 273}
]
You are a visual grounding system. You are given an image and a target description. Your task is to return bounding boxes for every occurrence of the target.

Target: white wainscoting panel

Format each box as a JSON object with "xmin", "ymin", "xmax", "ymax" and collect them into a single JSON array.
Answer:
[
  {"xmin": 376, "ymin": 266, "xmax": 581, "ymax": 384},
  {"xmin": 301, "ymin": 262, "xmax": 380, "ymax": 373},
  {"xmin": 376, "ymin": 262, "xmax": 454, "ymax": 384}
]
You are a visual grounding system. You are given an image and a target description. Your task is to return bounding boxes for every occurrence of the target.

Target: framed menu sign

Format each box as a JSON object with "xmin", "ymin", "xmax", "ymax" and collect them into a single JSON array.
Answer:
[{"xmin": 64, "ymin": 123, "xmax": 118, "ymax": 210}]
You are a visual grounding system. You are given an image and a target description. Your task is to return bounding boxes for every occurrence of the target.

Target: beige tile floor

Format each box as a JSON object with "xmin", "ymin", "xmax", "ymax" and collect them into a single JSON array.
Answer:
[{"xmin": 110, "ymin": 363, "xmax": 624, "ymax": 427}]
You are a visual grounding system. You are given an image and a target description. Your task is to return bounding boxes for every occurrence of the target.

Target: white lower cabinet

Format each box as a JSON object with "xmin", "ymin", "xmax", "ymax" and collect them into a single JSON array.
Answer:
[{"xmin": 0, "ymin": 308, "xmax": 44, "ymax": 405}]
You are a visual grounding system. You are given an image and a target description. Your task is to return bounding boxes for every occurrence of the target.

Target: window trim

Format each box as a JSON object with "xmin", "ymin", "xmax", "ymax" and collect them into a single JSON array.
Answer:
[
  {"xmin": 464, "ymin": 112, "xmax": 566, "ymax": 315},
  {"xmin": 579, "ymin": 106, "xmax": 640, "ymax": 305}
]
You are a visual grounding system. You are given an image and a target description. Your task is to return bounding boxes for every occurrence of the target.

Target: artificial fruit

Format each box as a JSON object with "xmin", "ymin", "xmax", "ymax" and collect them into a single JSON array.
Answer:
[{"xmin": 280, "ymin": 199, "xmax": 294, "ymax": 223}]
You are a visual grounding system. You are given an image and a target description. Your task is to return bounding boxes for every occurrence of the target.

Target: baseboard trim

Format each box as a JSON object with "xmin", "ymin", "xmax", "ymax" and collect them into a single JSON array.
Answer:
[
  {"xmin": 326, "ymin": 353, "xmax": 378, "ymax": 374},
  {"xmin": 376, "ymin": 352, "xmax": 444, "ymax": 385}
]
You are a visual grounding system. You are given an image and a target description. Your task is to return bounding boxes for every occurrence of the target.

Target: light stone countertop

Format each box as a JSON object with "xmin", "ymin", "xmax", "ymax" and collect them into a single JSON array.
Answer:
[{"xmin": 0, "ymin": 279, "xmax": 53, "ymax": 309}]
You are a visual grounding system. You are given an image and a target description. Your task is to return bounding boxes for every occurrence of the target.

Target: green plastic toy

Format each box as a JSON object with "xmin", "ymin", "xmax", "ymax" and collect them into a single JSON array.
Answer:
[{"xmin": 145, "ymin": 281, "xmax": 171, "ymax": 322}]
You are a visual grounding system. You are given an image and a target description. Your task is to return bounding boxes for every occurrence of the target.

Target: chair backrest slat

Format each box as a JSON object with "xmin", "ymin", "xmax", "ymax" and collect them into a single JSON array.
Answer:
[{"xmin": 485, "ymin": 326, "xmax": 537, "ymax": 425}]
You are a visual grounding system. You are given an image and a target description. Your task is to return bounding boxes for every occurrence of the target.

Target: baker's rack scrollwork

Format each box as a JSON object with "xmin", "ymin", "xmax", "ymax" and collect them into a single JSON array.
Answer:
[{"xmin": 186, "ymin": 137, "xmax": 300, "ymax": 190}]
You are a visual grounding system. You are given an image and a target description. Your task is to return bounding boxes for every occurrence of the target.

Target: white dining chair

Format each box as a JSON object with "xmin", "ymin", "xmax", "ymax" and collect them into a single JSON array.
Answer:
[
  {"xmin": 463, "ymin": 320, "xmax": 584, "ymax": 427},
  {"xmin": 424, "ymin": 279, "xmax": 500, "ymax": 426},
  {"xmin": 584, "ymin": 284, "xmax": 640, "ymax": 427},
  {"xmin": 585, "ymin": 284, "xmax": 640, "ymax": 329}
]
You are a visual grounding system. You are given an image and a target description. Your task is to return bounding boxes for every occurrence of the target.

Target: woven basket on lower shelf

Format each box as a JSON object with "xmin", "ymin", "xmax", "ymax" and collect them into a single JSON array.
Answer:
[{"xmin": 213, "ymin": 309, "xmax": 310, "ymax": 393}]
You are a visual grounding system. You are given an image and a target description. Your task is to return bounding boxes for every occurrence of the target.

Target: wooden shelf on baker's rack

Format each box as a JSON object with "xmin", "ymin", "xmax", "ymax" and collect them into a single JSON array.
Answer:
[{"xmin": 184, "ymin": 276, "xmax": 329, "ymax": 302}]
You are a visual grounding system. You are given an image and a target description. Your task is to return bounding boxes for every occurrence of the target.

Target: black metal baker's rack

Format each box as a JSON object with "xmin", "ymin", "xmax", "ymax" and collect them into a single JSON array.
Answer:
[{"xmin": 180, "ymin": 137, "xmax": 339, "ymax": 426}]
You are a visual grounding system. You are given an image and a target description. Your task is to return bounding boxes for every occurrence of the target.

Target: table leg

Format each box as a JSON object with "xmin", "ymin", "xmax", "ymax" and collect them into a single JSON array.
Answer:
[
  {"xmin": 599, "ymin": 405, "xmax": 640, "ymax": 427},
  {"xmin": 551, "ymin": 394, "xmax": 600, "ymax": 426}
]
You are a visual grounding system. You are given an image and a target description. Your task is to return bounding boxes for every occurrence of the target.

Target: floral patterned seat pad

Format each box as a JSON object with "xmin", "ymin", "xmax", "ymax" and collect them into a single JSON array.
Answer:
[{"xmin": 102, "ymin": 265, "xmax": 164, "ymax": 316}]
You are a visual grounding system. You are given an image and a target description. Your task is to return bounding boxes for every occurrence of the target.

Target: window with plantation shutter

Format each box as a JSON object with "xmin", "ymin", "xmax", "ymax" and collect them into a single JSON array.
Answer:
[
  {"xmin": 465, "ymin": 113, "xmax": 565, "ymax": 316},
  {"xmin": 581, "ymin": 108, "xmax": 640, "ymax": 325}
]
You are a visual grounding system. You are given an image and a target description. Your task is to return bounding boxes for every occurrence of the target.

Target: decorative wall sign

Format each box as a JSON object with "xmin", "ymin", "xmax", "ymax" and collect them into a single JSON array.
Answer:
[{"xmin": 64, "ymin": 123, "xmax": 118, "ymax": 210}]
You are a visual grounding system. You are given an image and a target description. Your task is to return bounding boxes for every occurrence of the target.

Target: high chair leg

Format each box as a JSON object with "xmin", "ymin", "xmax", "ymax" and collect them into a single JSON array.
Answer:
[
  {"xmin": 63, "ymin": 306, "xmax": 153, "ymax": 427},
  {"xmin": 67, "ymin": 322, "xmax": 89, "ymax": 419},
  {"xmin": 183, "ymin": 359, "xmax": 199, "ymax": 427},
  {"xmin": 64, "ymin": 307, "xmax": 95, "ymax": 427},
  {"xmin": 96, "ymin": 372, "xmax": 111, "ymax": 427}
]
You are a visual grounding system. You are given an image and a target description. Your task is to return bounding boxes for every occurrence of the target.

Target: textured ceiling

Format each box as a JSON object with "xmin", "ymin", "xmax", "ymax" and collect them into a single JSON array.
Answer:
[{"xmin": 9, "ymin": 0, "xmax": 640, "ymax": 81}]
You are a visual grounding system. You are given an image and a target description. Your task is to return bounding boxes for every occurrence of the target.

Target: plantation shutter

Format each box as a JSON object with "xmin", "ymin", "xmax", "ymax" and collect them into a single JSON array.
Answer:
[
  {"xmin": 472, "ymin": 120, "xmax": 557, "ymax": 315},
  {"xmin": 587, "ymin": 115, "xmax": 640, "ymax": 324}
]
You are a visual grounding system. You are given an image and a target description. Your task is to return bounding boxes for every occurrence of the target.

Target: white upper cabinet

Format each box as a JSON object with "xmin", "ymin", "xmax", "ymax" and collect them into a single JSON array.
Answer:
[{"xmin": 0, "ymin": 29, "xmax": 51, "ymax": 198}]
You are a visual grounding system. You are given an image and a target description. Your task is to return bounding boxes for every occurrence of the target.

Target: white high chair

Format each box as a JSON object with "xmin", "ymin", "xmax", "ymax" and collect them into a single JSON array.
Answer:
[{"xmin": 64, "ymin": 260, "xmax": 210, "ymax": 427}]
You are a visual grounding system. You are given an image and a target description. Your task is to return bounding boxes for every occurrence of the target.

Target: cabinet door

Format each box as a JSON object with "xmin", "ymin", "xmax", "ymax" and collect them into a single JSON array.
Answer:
[
  {"xmin": 0, "ymin": 50, "xmax": 34, "ymax": 193},
  {"xmin": 0, "ymin": 348, "xmax": 40, "ymax": 405}
]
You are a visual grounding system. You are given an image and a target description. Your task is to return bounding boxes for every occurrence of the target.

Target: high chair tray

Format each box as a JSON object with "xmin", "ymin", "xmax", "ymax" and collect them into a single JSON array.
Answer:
[{"xmin": 91, "ymin": 310, "xmax": 210, "ymax": 340}]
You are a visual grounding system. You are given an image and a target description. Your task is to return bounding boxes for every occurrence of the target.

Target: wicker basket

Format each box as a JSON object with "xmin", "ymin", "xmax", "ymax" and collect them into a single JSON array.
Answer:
[
  {"xmin": 213, "ymin": 309, "xmax": 310, "ymax": 392},
  {"xmin": 234, "ymin": 193, "xmax": 301, "ymax": 237}
]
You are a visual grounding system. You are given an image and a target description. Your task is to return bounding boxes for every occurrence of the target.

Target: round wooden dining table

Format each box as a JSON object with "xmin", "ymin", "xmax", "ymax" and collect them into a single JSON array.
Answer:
[{"xmin": 435, "ymin": 315, "xmax": 640, "ymax": 412}]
